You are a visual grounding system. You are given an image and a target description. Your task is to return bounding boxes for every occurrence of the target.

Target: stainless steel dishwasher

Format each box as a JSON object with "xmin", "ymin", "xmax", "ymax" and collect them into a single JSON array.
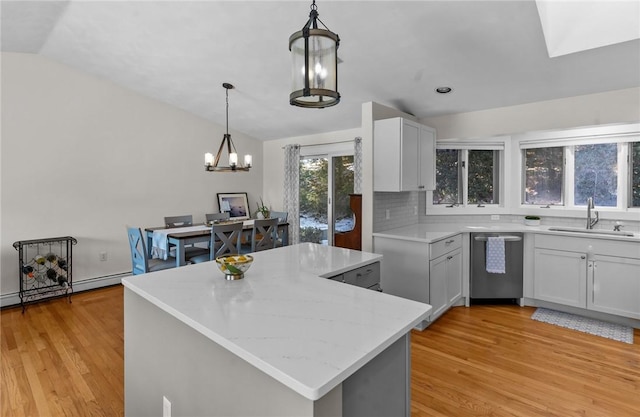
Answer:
[{"xmin": 470, "ymin": 233, "xmax": 523, "ymax": 301}]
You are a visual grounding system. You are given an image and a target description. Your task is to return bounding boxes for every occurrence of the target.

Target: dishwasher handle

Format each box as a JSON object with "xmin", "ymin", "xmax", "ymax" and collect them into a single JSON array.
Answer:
[{"xmin": 474, "ymin": 235, "xmax": 522, "ymax": 242}]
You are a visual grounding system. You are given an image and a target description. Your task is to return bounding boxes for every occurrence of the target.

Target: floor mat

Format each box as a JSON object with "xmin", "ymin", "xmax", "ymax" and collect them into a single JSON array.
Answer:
[{"xmin": 531, "ymin": 307, "xmax": 633, "ymax": 344}]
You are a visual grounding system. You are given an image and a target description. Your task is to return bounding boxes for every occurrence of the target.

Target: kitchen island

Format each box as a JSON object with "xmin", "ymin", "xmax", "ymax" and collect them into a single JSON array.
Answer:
[{"xmin": 122, "ymin": 243, "xmax": 431, "ymax": 417}]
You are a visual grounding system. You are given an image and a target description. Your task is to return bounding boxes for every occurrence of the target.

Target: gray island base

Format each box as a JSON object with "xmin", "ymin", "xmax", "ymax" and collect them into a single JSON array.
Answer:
[{"xmin": 122, "ymin": 243, "xmax": 431, "ymax": 416}]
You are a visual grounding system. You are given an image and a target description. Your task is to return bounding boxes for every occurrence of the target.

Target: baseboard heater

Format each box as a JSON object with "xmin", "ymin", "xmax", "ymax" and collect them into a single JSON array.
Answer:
[{"xmin": 0, "ymin": 272, "xmax": 130, "ymax": 308}]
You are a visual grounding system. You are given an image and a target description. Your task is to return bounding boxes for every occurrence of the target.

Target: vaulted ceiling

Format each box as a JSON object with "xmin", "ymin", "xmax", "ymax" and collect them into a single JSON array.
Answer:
[{"xmin": 2, "ymin": 0, "xmax": 639, "ymax": 140}]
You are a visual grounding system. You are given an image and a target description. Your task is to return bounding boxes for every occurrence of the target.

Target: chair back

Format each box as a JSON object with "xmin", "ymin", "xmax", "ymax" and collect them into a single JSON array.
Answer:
[
  {"xmin": 269, "ymin": 211, "xmax": 288, "ymax": 223},
  {"xmin": 210, "ymin": 222, "xmax": 244, "ymax": 260},
  {"xmin": 206, "ymin": 212, "xmax": 231, "ymax": 223},
  {"xmin": 251, "ymin": 218, "xmax": 279, "ymax": 252},
  {"xmin": 269, "ymin": 211, "xmax": 288, "ymax": 247},
  {"xmin": 164, "ymin": 215, "xmax": 193, "ymax": 228},
  {"xmin": 127, "ymin": 227, "xmax": 149, "ymax": 275}
]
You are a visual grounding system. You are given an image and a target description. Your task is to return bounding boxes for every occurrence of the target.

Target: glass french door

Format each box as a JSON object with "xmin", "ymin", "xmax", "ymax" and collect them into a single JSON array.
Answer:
[{"xmin": 299, "ymin": 153, "xmax": 354, "ymax": 245}]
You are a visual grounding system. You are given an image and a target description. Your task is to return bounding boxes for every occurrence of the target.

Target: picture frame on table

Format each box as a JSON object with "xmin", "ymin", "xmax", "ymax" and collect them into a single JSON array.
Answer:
[{"xmin": 217, "ymin": 193, "xmax": 250, "ymax": 221}]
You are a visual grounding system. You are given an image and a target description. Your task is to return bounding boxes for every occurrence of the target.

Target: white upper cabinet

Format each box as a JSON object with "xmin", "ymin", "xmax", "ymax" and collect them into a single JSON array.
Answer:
[{"xmin": 374, "ymin": 118, "xmax": 436, "ymax": 192}]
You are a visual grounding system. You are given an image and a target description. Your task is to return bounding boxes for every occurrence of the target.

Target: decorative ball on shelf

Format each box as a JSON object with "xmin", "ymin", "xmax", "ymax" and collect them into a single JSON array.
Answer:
[
  {"xmin": 34, "ymin": 271, "xmax": 47, "ymax": 283},
  {"xmin": 57, "ymin": 276, "xmax": 68, "ymax": 288},
  {"xmin": 57, "ymin": 259, "xmax": 67, "ymax": 271},
  {"xmin": 46, "ymin": 268, "xmax": 58, "ymax": 281}
]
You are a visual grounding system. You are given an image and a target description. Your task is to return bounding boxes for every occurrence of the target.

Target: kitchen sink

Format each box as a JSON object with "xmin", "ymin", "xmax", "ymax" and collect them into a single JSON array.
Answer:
[{"xmin": 547, "ymin": 227, "xmax": 635, "ymax": 237}]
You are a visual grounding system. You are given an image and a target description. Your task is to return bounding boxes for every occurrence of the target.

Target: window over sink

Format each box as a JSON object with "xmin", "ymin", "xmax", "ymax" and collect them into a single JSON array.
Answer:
[{"xmin": 520, "ymin": 136, "xmax": 639, "ymax": 209}]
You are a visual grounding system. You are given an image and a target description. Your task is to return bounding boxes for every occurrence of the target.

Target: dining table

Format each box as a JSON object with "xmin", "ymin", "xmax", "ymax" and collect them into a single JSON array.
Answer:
[{"xmin": 145, "ymin": 220, "xmax": 289, "ymax": 267}]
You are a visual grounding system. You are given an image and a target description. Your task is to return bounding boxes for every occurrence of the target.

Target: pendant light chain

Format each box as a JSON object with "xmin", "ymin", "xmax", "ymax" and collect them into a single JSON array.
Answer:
[{"xmin": 225, "ymin": 85, "xmax": 229, "ymax": 137}]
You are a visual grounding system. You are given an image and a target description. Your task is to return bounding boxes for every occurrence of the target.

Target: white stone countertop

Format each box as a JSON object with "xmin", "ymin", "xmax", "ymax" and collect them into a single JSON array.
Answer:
[
  {"xmin": 372, "ymin": 222, "xmax": 640, "ymax": 243},
  {"xmin": 121, "ymin": 243, "xmax": 431, "ymax": 401}
]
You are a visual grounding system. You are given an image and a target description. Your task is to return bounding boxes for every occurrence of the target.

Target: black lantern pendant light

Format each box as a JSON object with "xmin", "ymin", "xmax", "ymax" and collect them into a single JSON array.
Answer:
[
  {"xmin": 204, "ymin": 83, "xmax": 251, "ymax": 172},
  {"xmin": 289, "ymin": 0, "xmax": 340, "ymax": 108}
]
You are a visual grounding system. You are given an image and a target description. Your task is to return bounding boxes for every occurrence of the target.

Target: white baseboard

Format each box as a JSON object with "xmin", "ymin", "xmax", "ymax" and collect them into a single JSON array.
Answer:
[{"xmin": 0, "ymin": 272, "xmax": 131, "ymax": 308}]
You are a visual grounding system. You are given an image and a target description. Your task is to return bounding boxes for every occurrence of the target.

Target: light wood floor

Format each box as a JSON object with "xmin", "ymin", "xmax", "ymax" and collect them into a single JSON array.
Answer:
[
  {"xmin": 411, "ymin": 305, "xmax": 640, "ymax": 417},
  {"xmin": 2, "ymin": 286, "xmax": 639, "ymax": 416}
]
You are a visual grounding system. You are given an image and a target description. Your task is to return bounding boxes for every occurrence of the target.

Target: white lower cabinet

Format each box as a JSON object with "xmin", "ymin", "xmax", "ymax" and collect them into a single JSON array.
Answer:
[
  {"xmin": 429, "ymin": 247, "xmax": 462, "ymax": 321},
  {"xmin": 588, "ymin": 255, "xmax": 640, "ymax": 320},
  {"xmin": 374, "ymin": 234, "xmax": 462, "ymax": 327},
  {"xmin": 533, "ymin": 248, "xmax": 587, "ymax": 308},
  {"xmin": 533, "ymin": 234, "xmax": 640, "ymax": 320}
]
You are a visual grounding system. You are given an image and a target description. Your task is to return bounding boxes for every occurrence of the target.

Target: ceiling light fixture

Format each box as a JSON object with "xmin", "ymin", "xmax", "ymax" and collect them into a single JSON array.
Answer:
[
  {"xmin": 289, "ymin": 0, "xmax": 340, "ymax": 108},
  {"xmin": 204, "ymin": 83, "xmax": 251, "ymax": 172},
  {"xmin": 435, "ymin": 86, "xmax": 453, "ymax": 94}
]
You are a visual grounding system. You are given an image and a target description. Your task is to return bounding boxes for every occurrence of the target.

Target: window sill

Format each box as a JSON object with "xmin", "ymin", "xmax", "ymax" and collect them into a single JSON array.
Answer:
[
  {"xmin": 514, "ymin": 206, "xmax": 640, "ymax": 222},
  {"xmin": 426, "ymin": 205, "xmax": 508, "ymax": 216}
]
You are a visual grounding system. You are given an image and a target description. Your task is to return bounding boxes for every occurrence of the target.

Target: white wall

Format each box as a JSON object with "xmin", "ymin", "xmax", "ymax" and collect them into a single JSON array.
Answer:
[
  {"xmin": 1, "ymin": 53, "xmax": 263, "ymax": 298},
  {"xmin": 421, "ymin": 87, "xmax": 640, "ymax": 140}
]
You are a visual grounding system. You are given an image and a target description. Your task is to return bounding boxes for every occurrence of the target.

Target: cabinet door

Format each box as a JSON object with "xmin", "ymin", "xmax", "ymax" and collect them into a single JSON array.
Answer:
[
  {"xmin": 446, "ymin": 249, "xmax": 462, "ymax": 305},
  {"xmin": 419, "ymin": 125, "xmax": 436, "ymax": 191},
  {"xmin": 429, "ymin": 254, "xmax": 448, "ymax": 320},
  {"xmin": 374, "ymin": 117, "xmax": 428, "ymax": 192},
  {"xmin": 430, "ymin": 248, "xmax": 462, "ymax": 322},
  {"xmin": 588, "ymin": 255, "xmax": 640, "ymax": 319},
  {"xmin": 534, "ymin": 249, "xmax": 587, "ymax": 308},
  {"xmin": 400, "ymin": 120, "xmax": 420, "ymax": 191}
]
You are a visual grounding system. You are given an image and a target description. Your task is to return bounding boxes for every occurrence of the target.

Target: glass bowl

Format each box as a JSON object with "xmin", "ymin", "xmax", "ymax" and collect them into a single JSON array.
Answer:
[{"xmin": 215, "ymin": 254, "xmax": 253, "ymax": 280}]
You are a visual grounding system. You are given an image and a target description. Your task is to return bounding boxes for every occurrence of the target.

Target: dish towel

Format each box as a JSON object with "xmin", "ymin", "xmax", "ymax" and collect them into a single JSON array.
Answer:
[{"xmin": 486, "ymin": 237, "xmax": 506, "ymax": 274}]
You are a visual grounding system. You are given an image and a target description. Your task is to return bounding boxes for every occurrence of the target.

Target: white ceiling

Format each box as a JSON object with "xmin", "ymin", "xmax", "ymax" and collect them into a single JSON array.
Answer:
[{"xmin": 2, "ymin": 0, "xmax": 639, "ymax": 141}]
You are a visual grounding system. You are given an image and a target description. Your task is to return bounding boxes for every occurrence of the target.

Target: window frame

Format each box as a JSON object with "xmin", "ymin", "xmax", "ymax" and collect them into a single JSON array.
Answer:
[
  {"xmin": 514, "ymin": 123, "xmax": 640, "ymax": 221},
  {"xmin": 426, "ymin": 137, "xmax": 509, "ymax": 214},
  {"xmin": 521, "ymin": 146, "xmax": 565, "ymax": 207},
  {"xmin": 628, "ymin": 141, "xmax": 640, "ymax": 208}
]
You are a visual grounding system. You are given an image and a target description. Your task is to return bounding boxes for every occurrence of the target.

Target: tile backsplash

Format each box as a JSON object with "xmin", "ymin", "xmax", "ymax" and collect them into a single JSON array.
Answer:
[
  {"xmin": 374, "ymin": 191, "xmax": 640, "ymax": 233},
  {"xmin": 373, "ymin": 192, "xmax": 419, "ymax": 232}
]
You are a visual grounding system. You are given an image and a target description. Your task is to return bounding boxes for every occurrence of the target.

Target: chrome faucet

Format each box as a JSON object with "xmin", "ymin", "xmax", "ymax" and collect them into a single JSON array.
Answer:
[{"xmin": 586, "ymin": 197, "xmax": 599, "ymax": 229}]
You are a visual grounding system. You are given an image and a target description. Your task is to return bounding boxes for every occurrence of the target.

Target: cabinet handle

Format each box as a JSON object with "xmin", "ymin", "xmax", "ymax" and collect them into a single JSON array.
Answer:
[
  {"xmin": 445, "ymin": 239, "xmax": 455, "ymax": 245},
  {"xmin": 581, "ymin": 255, "xmax": 586, "ymax": 259},
  {"xmin": 418, "ymin": 185, "xmax": 425, "ymax": 189},
  {"xmin": 447, "ymin": 256, "xmax": 453, "ymax": 260}
]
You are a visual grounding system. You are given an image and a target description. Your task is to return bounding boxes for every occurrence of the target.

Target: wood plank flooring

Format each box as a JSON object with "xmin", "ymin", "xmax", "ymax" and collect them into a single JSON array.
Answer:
[
  {"xmin": 412, "ymin": 305, "xmax": 640, "ymax": 417},
  {"xmin": 1, "ymin": 285, "xmax": 638, "ymax": 416},
  {"xmin": 1, "ymin": 286, "xmax": 124, "ymax": 417}
]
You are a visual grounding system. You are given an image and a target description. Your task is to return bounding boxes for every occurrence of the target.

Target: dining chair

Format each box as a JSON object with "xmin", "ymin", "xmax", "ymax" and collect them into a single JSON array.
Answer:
[
  {"xmin": 205, "ymin": 212, "xmax": 230, "ymax": 223},
  {"xmin": 189, "ymin": 222, "xmax": 244, "ymax": 264},
  {"xmin": 127, "ymin": 226, "xmax": 176, "ymax": 275},
  {"xmin": 164, "ymin": 215, "xmax": 193, "ymax": 228},
  {"xmin": 269, "ymin": 211, "xmax": 288, "ymax": 247},
  {"xmin": 269, "ymin": 211, "xmax": 288, "ymax": 223},
  {"xmin": 242, "ymin": 218, "xmax": 279, "ymax": 253}
]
